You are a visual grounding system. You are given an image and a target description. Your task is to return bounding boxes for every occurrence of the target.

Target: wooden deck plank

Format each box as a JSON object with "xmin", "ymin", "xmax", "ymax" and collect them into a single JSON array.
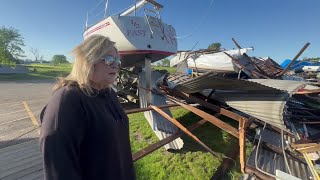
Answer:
[
  {"xmin": 0, "ymin": 147, "xmax": 39, "ymax": 168},
  {"xmin": 17, "ymin": 170, "xmax": 43, "ymax": 180},
  {"xmin": 0, "ymin": 139, "xmax": 38, "ymax": 155},
  {"xmin": 0, "ymin": 156, "xmax": 42, "ymax": 178},
  {"xmin": 2, "ymin": 162, "xmax": 42, "ymax": 180}
]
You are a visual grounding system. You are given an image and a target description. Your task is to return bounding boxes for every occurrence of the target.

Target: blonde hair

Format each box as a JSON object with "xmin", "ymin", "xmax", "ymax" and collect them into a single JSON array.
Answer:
[{"xmin": 53, "ymin": 35, "xmax": 116, "ymax": 95}]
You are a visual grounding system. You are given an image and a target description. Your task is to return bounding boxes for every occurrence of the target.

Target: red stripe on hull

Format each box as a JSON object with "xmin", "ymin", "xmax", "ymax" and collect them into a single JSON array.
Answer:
[{"xmin": 119, "ymin": 50, "xmax": 175, "ymax": 56}]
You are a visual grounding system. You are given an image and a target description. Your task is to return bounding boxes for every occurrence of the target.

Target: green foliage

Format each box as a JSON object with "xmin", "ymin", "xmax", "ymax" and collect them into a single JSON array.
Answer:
[
  {"xmin": 208, "ymin": 42, "xmax": 221, "ymax": 51},
  {"xmin": 161, "ymin": 58, "xmax": 170, "ymax": 67},
  {"xmin": 0, "ymin": 26, "xmax": 25, "ymax": 63},
  {"xmin": 308, "ymin": 57, "xmax": 320, "ymax": 62},
  {"xmin": 0, "ymin": 47, "xmax": 15, "ymax": 65},
  {"xmin": 52, "ymin": 55, "xmax": 68, "ymax": 65}
]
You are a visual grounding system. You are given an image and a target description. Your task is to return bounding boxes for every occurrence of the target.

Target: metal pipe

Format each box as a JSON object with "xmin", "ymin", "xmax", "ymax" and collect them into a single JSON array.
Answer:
[
  {"xmin": 120, "ymin": 0, "xmax": 147, "ymax": 16},
  {"xmin": 282, "ymin": 129, "xmax": 293, "ymax": 175},
  {"xmin": 255, "ymin": 123, "xmax": 277, "ymax": 178},
  {"xmin": 232, "ymin": 38, "xmax": 242, "ymax": 49}
]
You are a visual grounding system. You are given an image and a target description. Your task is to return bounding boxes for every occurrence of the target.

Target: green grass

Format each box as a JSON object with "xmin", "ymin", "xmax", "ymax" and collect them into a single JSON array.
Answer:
[
  {"xmin": 0, "ymin": 64, "xmax": 176, "ymax": 81},
  {"xmin": 152, "ymin": 66, "xmax": 177, "ymax": 74},
  {"xmin": 0, "ymin": 63, "xmax": 72, "ymax": 81},
  {"xmin": 129, "ymin": 107, "xmax": 245, "ymax": 179}
]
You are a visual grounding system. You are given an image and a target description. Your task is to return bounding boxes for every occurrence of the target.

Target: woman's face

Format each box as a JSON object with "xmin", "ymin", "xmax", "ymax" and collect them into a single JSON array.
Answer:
[{"xmin": 90, "ymin": 48, "xmax": 120, "ymax": 89}]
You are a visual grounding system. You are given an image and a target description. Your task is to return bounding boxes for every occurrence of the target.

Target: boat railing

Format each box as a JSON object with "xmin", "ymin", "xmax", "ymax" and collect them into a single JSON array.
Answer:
[{"xmin": 144, "ymin": 8, "xmax": 164, "ymax": 38}]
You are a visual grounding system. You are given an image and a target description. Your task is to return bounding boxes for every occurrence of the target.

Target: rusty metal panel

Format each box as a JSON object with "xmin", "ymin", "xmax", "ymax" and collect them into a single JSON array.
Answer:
[{"xmin": 251, "ymin": 57, "xmax": 283, "ymax": 77}]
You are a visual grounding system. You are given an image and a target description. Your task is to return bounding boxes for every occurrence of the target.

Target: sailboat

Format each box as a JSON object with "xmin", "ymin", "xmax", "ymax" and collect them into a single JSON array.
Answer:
[{"xmin": 83, "ymin": 0, "xmax": 177, "ymax": 67}]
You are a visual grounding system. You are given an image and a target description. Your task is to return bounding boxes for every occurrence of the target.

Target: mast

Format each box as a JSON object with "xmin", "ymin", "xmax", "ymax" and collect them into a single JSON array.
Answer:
[{"xmin": 104, "ymin": 0, "xmax": 109, "ymax": 18}]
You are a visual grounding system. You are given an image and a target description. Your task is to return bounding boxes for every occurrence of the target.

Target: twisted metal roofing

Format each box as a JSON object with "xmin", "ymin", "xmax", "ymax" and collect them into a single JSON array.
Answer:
[
  {"xmin": 139, "ymin": 71, "xmax": 184, "ymax": 150},
  {"xmin": 166, "ymin": 73, "xmax": 309, "ymax": 130}
]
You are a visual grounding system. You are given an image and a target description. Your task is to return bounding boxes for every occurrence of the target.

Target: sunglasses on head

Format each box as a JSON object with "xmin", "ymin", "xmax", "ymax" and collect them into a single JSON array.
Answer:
[{"xmin": 100, "ymin": 55, "xmax": 121, "ymax": 66}]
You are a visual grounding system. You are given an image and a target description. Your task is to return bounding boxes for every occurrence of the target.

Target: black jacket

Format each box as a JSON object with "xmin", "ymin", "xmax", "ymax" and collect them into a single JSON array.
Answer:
[{"xmin": 39, "ymin": 85, "xmax": 135, "ymax": 180}]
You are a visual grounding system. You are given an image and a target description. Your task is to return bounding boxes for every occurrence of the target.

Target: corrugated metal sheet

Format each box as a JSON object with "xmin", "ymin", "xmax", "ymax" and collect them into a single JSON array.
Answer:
[
  {"xmin": 204, "ymin": 90, "xmax": 289, "ymax": 130},
  {"xmin": 202, "ymin": 79, "xmax": 307, "ymax": 130},
  {"xmin": 139, "ymin": 71, "xmax": 183, "ymax": 150},
  {"xmin": 166, "ymin": 73, "xmax": 308, "ymax": 130},
  {"xmin": 247, "ymin": 146, "xmax": 312, "ymax": 179},
  {"xmin": 170, "ymin": 72, "xmax": 281, "ymax": 94},
  {"xmin": 248, "ymin": 79, "xmax": 306, "ymax": 94},
  {"xmin": 247, "ymin": 129, "xmax": 312, "ymax": 179}
]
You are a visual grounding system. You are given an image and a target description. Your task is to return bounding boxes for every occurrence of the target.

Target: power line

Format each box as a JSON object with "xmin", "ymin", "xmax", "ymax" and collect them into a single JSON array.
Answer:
[{"xmin": 174, "ymin": 0, "xmax": 215, "ymax": 39}]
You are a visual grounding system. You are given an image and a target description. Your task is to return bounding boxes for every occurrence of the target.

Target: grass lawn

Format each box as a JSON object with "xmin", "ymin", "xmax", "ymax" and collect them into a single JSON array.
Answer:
[
  {"xmin": 0, "ymin": 64, "xmax": 174, "ymax": 81},
  {"xmin": 129, "ymin": 107, "xmax": 247, "ymax": 179},
  {"xmin": 152, "ymin": 66, "xmax": 177, "ymax": 74},
  {"xmin": 0, "ymin": 64, "xmax": 72, "ymax": 81}
]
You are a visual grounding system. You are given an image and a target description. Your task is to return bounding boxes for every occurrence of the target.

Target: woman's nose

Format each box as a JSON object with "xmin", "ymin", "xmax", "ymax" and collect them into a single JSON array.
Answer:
[{"xmin": 109, "ymin": 62, "xmax": 120, "ymax": 69}]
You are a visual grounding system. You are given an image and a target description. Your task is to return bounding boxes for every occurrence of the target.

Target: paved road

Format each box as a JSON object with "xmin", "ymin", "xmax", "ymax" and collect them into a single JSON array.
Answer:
[{"xmin": 0, "ymin": 80, "xmax": 54, "ymax": 148}]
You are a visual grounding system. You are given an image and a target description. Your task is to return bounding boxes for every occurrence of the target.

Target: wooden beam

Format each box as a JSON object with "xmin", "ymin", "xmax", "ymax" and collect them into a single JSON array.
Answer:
[
  {"xmin": 291, "ymin": 143, "xmax": 318, "ymax": 149},
  {"xmin": 150, "ymin": 105, "xmax": 221, "ymax": 157},
  {"xmin": 232, "ymin": 38, "xmax": 242, "ymax": 49},
  {"xmin": 168, "ymin": 96, "xmax": 239, "ymax": 138},
  {"xmin": 239, "ymin": 118, "xmax": 247, "ymax": 173},
  {"xmin": 167, "ymin": 89, "xmax": 247, "ymax": 122},
  {"xmin": 125, "ymin": 104, "xmax": 179, "ymax": 114},
  {"xmin": 296, "ymin": 144, "xmax": 320, "ymax": 153}
]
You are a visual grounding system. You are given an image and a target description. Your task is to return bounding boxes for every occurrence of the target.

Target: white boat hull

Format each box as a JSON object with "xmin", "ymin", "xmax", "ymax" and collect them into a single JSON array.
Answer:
[
  {"xmin": 84, "ymin": 16, "xmax": 177, "ymax": 67},
  {"xmin": 170, "ymin": 48, "xmax": 253, "ymax": 73}
]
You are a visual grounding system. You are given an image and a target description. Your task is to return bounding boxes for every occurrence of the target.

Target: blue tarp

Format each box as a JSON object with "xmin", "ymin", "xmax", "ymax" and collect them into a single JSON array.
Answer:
[{"xmin": 280, "ymin": 59, "xmax": 312, "ymax": 70}]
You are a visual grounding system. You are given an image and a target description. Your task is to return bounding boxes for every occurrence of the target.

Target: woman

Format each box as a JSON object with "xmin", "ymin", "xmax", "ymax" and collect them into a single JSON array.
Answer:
[{"xmin": 39, "ymin": 35, "xmax": 135, "ymax": 180}]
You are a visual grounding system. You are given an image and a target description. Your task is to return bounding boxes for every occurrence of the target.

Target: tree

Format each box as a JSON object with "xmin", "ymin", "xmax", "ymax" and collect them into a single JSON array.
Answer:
[
  {"xmin": 0, "ymin": 47, "xmax": 14, "ymax": 65},
  {"xmin": 52, "ymin": 55, "xmax": 68, "ymax": 64},
  {"xmin": 207, "ymin": 42, "xmax": 221, "ymax": 51},
  {"xmin": 30, "ymin": 48, "xmax": 41, "ymax": 61},
  {"xmin": 0, "ymin": 26, "xmax": 25, "ymax": 63},
  {"xmin": 161, "ymin": 58, "xmax": 170, "ymax": 67}
]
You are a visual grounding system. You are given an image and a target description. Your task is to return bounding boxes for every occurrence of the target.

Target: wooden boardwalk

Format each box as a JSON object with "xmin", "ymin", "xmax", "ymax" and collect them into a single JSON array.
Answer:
[{"xmin": 0, "ymin": 139, "xmax": 43, "ymax": 179}]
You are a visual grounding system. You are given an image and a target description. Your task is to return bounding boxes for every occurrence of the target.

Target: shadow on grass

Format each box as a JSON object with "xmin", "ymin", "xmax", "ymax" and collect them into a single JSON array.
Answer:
[{"xmin": 170, "ymin": 107, "xmax": 239, "ymax": 156}]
